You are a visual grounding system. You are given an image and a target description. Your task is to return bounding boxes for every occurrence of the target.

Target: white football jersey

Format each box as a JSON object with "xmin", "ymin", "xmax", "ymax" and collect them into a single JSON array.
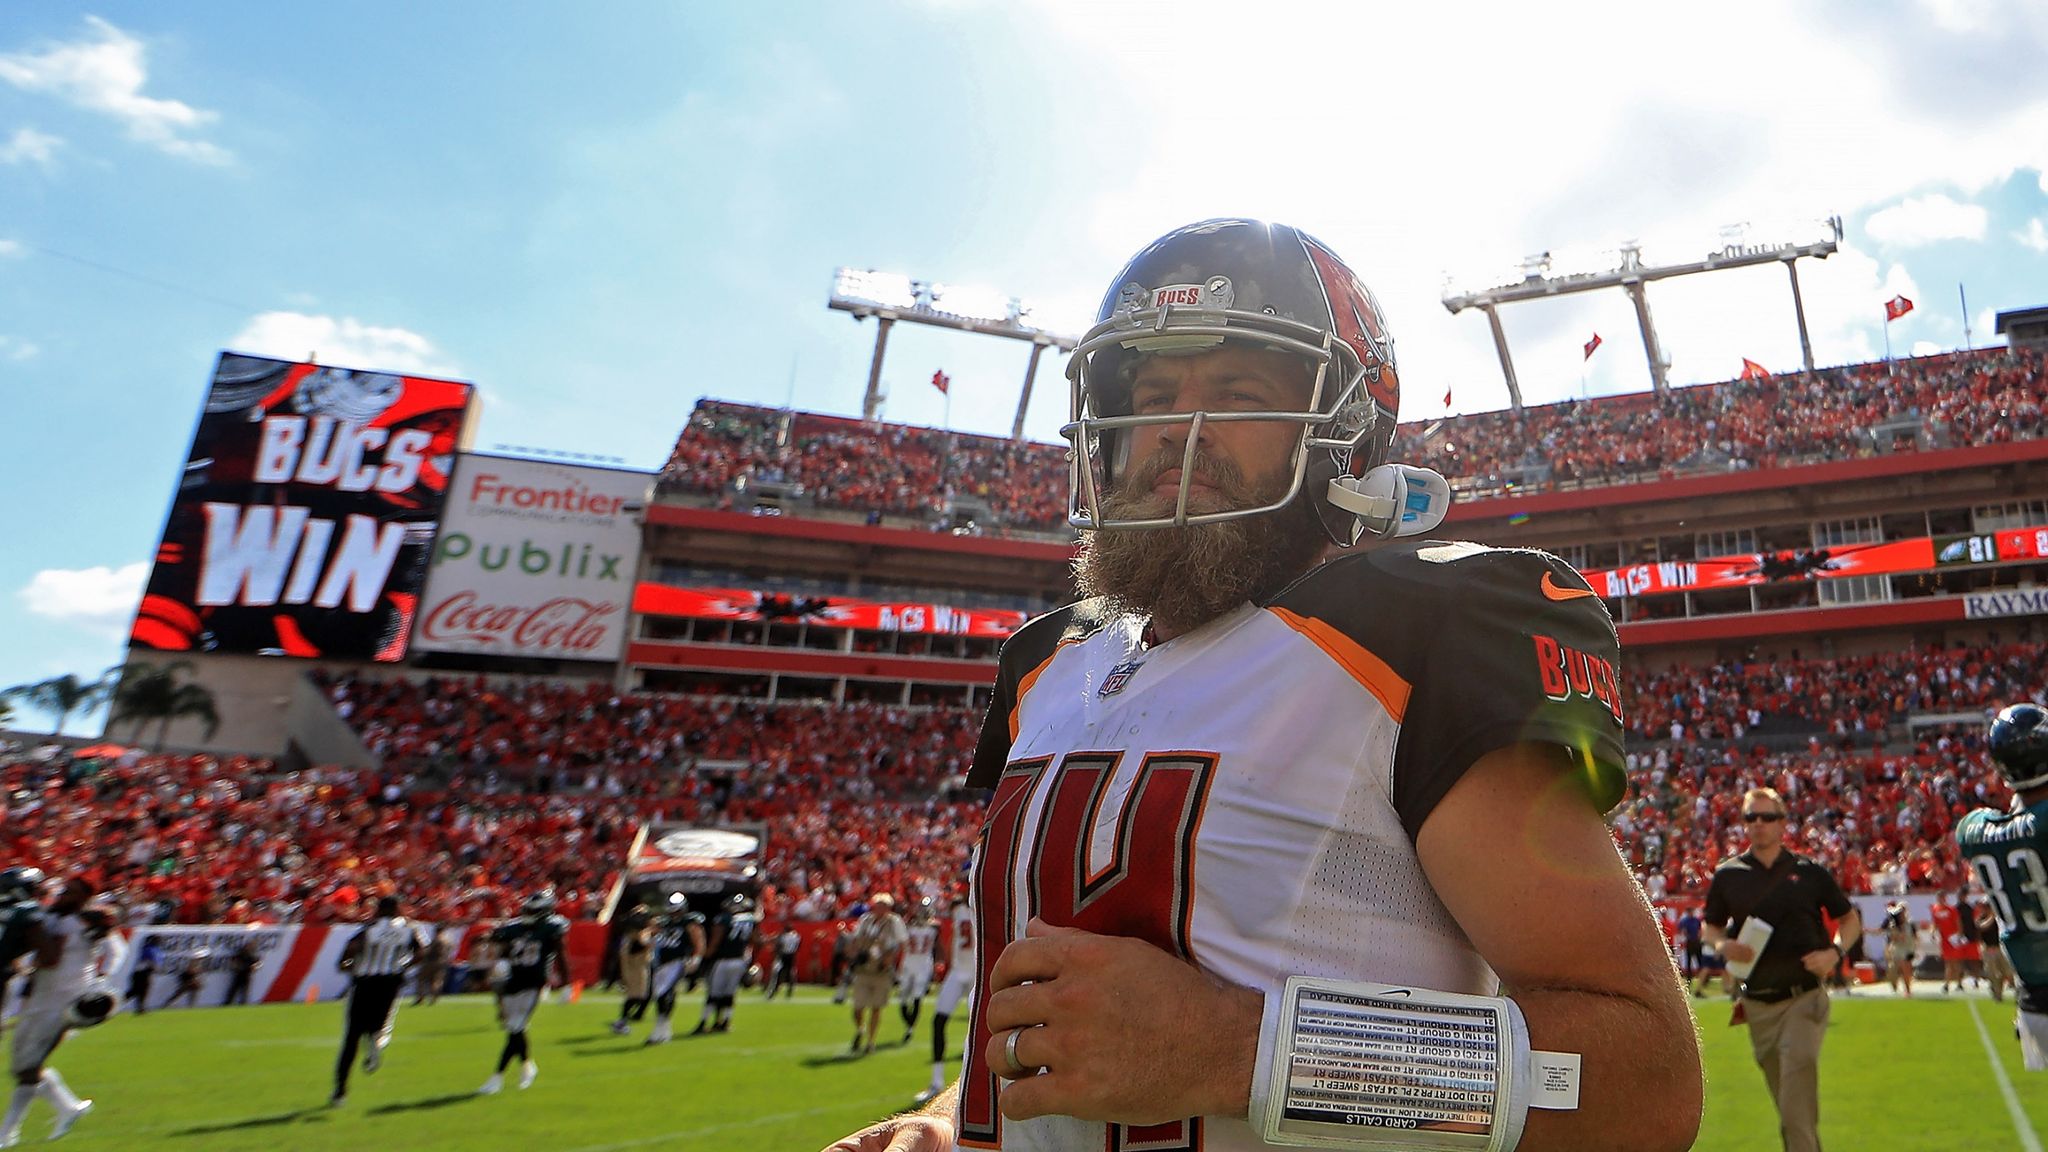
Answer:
[
  {"xmin": 902, "ymin": 922, "xmax": 939, "ymax": 969},
  {"xmin": 948, "ymin": 902, "xmax": 976, "ymax": 971},
  {"xmin": 955, "ymin": 543, "xmax": 1625, "ymax": 1152},
  {"xmin": 25, "ymin": 913, "xmax": 95, "ymax": 1010}
]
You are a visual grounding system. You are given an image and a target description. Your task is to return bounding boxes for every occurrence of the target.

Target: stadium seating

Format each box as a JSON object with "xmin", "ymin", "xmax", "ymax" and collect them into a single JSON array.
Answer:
[
  {"xmin": 652, "ymin": 350, "xmax": 2045, "ymax": 523},
  {"xmin": 1393, "ymin": 348, "xmax": 2045, "ymax": 498},
  {"xmin": 4, "ymin": 633, "xmax": 2041, "ymax": 929}
]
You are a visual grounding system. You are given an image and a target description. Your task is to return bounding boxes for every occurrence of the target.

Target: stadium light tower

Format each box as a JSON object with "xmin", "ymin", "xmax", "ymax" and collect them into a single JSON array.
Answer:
[
  {"xmin": 829, "ymin": 269, "xmax": 1079, "ymax": 440},
  {"xmin": 1442, "ymin": 216, "xmax": 1842, "ymax": 411}
]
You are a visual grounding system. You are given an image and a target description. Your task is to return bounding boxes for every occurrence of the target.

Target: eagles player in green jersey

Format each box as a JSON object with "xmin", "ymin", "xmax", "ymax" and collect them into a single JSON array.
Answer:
[
  {"xmin": 478, "ymin": 891, "xmax": 569, "ymax": 1095},
  {"xmin": 1956, "ymin": 703, "xmax": 2048, "ymax": 1070}
]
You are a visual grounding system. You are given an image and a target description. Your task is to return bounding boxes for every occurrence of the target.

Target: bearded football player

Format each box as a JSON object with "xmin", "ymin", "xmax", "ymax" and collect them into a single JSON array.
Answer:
[{"xmin": 823, "ymin": 219, "xmax": 1701, "ymax": 1152}]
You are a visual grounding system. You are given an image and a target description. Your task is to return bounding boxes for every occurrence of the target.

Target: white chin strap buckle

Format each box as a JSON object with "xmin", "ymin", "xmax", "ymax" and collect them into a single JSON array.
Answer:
[{"xmin": 1326, "ymin": 464, "xmax": 1452, "ymax": 540}]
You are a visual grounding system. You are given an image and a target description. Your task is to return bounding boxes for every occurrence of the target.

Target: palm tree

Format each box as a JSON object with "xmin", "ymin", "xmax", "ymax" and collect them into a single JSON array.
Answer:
[
  {"xmin": 3, "ymin": 671, "xmax": 113, "ymax": 737},
  {"xmin": 108, "ymin": 661, "xmax": 220, "ymax": 750},
  {"xmin": 151, "ymin": 683, "xmax": 221, "ymax": 752},
  {"xmin": 0, "ymin": 694, "xmax": 14, "ymax": 730}
]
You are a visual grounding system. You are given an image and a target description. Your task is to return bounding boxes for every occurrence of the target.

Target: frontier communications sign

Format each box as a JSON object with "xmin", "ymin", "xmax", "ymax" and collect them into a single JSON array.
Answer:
[{"xmin": 412, "ymin": 456, "xmax": 649, "ymax": 661}]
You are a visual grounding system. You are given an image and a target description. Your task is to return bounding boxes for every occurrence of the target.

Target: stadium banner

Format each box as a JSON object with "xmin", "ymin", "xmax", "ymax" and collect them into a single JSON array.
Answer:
[
  {"xmin": 106, "ymin": 921, "xmax": 608, "ymax": 1009},
  {"xmin": 1583, "ymin": 523, "xmax": 2048, "ymax": 599},
  {"xmin": 130, "ymin": 352, "xmax": 476, "ymax": 662},
  {"xmin": 108, "ymin": 924, "xmax": 328, "ymax": 1007},
  {"xmin": 615, "ymin": 822, "xmax": 767, "ymax": 909},
  {"xmin": 632, "ymin": 583, "xmax": 1027, "ymax": 637},
  {"xmin": 1964, "ymin": 587, "xmax": 2048, "ymax": 620},
  {"xmin": 412, "ymin": 455, "xmax": 651, "ymax": 661}
]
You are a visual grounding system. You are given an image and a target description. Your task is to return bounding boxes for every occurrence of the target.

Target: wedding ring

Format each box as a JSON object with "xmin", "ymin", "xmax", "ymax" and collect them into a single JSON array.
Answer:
[{"xmin": 1001, "ymin": 1026, "xmax": 1035, "ymax": 1078}]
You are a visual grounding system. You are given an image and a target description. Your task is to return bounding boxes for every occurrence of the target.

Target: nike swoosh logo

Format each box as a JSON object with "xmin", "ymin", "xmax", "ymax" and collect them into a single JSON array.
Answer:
[{"xmin": 1541, "ymin": 572, "xmax": 1596, "ymax": 601}]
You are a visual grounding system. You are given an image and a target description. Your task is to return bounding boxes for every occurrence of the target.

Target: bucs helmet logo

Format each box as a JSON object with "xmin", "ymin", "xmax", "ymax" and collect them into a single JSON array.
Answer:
[{"xmin": 1300, "ymin": 237, "xmax": 1397, "ymax": 414}]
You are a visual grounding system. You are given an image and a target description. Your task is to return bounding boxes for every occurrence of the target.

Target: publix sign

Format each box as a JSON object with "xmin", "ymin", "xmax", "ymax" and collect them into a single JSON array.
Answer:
[{"xmin": 411, "ymin": 456, "xmax": 649, "ymax": 661}]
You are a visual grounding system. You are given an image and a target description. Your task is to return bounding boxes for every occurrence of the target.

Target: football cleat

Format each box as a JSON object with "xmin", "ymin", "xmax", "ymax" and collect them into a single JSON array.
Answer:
[
  {"xmin": 364, "ymin": 1046, "xmax": 381, "ymax": 1074},
  {"xmin": 49, "ymin": 1100, "xmax": 92, "ymax": 1141},
  {"xmin": 477, "ymin": 1074, "xmax": 504, "ymax": 1096},
  {"xmin": 518, "ymin": 1061, "xmax": 538, "ymax": 1090}
]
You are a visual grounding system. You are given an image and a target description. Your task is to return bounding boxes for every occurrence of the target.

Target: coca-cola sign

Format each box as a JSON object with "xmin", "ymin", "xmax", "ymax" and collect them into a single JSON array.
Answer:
[
  {"xmin": 410, "ymin": 456, "xmax": 649, "ymax": 661},
  {"xmin": 419, "ymin": 592, "xmax": 619, "ymax": 654}
]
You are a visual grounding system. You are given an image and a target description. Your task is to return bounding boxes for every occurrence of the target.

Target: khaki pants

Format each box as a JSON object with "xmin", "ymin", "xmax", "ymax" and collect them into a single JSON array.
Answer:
[{"xmin": 1743, "ymin": 987, "xmax": 1830, "ymax": 1152}]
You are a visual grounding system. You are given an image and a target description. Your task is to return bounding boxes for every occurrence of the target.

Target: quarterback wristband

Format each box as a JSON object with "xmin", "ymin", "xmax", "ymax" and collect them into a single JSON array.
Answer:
[{"xmin": 1249, "ymin": 977, "xmax": 1581, "ymax": 1151}]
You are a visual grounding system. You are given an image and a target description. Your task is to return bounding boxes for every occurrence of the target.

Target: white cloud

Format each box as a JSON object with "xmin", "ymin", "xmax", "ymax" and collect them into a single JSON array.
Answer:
[
  {"xmin": 2018, "ymin": 218, "xmax": 2048, "ymax": 253},
  {"xmin": 229, "ymin": 311, "xmax": 459, "ymax": 377},
  {"xmin": 1865, "ymin": 193, "xmax": 1988, "ymax": 246},
  {"xmin": 0, "ymin": 126, "xmax": 60, "ymax": 167},
  {"xmin": 1019, "ymin": 0, "xmax": 2048, "ymax": 415},
  {"xmin": 0, "ymin": 239, "xmax": 21, "ymax": 259},
  {"xmin": 19, "ymin": 562, "xmax": 147, "ymax": 639},
  {"xmin": 0, "ymin": 17, "xmax": 230, "ymax": 164},
  {"xmin": 1911, "ymin": 340, "xmax": 1943, "ymax": 356},
  {"xmin": 0, "ymin": 335, "xmax": 38, "ymax": 362},
  {"xmin": 1916, "ymin": 0, "xmax": 1997, "ymax": 32}
]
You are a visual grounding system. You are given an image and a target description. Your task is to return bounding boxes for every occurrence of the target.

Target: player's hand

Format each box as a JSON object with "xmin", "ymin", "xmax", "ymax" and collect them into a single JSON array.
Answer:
[
  {"xmin": 981, "ymin": 918, "xmax": 1261, "ymax": 1126},
  {"xmin": 818, "ymin": 1114, "xmax": 954, "ymax": 1152},
  {"xmin": 1800, "ymin": 947, "xmax": 1840, "ymax": 977},
  {"xmin": 1720, "ymin": 941, "xmax": 1756, "ymax": 964}
]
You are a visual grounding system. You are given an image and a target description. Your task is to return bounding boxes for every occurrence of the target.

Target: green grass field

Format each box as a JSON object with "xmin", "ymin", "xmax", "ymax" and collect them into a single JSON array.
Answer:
[{"xmin": 9, "ymin": 988, "xmax": 2048, "ymax": 1149}]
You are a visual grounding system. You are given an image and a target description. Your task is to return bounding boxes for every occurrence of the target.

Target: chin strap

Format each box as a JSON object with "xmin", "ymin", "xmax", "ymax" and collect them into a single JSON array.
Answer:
[{"xmin": 1326, "ymin": 464, "xmax": 1452, "ymax": 541}]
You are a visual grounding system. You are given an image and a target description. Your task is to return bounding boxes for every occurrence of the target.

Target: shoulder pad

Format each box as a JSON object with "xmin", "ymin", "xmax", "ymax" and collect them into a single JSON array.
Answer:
[{"xmin": 999, "ymin": 598, "xmax": 1116, "ymax": 668}]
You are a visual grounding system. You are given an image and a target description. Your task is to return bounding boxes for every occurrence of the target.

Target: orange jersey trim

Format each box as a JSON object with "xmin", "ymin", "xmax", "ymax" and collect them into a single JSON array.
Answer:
[
  {"xmin": 1266, "ymin": 606, "xmax": 1410, "ymax": 723},
  {"xmin": 1008, "ymin": 641, "xmax": 1073, "ymax": 740}
]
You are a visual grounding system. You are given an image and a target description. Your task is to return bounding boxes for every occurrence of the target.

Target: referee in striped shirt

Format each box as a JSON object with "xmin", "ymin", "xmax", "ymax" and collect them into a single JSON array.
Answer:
[{"xmin": 331, "ymin": 896, "xmax": 422, "ymax": 1106}]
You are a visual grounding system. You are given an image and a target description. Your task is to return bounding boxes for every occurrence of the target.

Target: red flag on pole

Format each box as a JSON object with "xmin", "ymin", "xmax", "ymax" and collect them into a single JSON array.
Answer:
[
  {"xmin": 1443, "ymin": 385, "xmax": 1453, "ymax": 409},
  {"xmin": 930, "ymin": 370, "xmax": 950, "ymax": 395},
  {"xmin": 1884, "ymin": 295, "xmax": 1914, "ymax": 322},
  {"xmin": 1583, "ymin": 333, "xmax": 1603, "ymax": 360},
  {"xmin": 1740, "ymin": 358, "xmax": 1770, "ymax": 381}
]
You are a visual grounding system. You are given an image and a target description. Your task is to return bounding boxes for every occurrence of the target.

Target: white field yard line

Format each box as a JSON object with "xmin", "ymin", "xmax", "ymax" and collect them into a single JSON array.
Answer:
[{"xmin": 1967, "ymin": 999, "xmax": 2045, "ymax": 1152}]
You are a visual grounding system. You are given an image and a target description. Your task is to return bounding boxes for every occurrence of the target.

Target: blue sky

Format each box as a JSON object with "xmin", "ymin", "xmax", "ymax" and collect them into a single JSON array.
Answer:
[{"xmin": 3, "ymin": 2, "xmax": 2046, "ymax": 730}]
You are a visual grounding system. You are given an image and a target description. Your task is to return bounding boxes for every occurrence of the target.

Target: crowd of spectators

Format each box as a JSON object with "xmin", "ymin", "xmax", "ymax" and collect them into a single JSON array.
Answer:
[
  {"xmin": 4, "ymin": 636, "xmax": 2043, "ymax": 932},
  {"xmin": 0, "ymin": 746, "xmax": 632, "ymax": 928},
  {"xmin": 1627, "ymin": 640, "xmax": 2045, "ymax": 744},
  {"xmin": 1618, "ymin": 739, "xmax": 2007, "ymax": 907},
  {"xmin": 1393, "ymin": 347, "xmax": 2046, "ymax": 496},
  {"xmin": 658, "ymin": 401, "xmax": 1069, "ymax": 533},
  {"xmin": 655, "ymin": 349, "xmax": 2044, "ymax": 527}
]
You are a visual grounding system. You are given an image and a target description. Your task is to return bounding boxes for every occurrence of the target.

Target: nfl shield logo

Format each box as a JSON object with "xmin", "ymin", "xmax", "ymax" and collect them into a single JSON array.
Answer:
[{"xmin": 1098, "ymin": 660, "xmax": 1144, "ymax": 698}]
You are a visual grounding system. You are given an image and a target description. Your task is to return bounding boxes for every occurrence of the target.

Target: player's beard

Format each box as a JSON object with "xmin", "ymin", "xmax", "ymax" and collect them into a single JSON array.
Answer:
[{"xmin": 1073, "ymin": 447, "xmax": 1329, "ymax": 637}]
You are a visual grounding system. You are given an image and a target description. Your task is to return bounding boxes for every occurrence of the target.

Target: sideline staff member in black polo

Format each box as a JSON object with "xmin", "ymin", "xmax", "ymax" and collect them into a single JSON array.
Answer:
[{"xmin": 1703, "ymin": 786, "xmax": 1860, "ymax": 1152}]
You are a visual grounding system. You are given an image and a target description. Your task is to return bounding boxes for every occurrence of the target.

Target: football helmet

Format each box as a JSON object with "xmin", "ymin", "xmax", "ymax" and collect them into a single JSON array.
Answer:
[
  {"xmin": 1062, "ymin": 218, "xmax": 1449, "ymax": 545},
  {"xmin": 521, "ymin": 890, "xmax": 557, "ymax": 921},
  {"xmin": 65, "ymin": 981, "xmax": 120, "ymax": 1028},
  {"xmin": 0, "ymin": 865, "xmax": 47, "ymax": 903},
  {"xmin": 1989, "ymin": 702, "xmax": 2048, "ymax": 792},
  {"xmin": 726, "ymin": 890, "xmax": 755, "ymax": 914}
]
